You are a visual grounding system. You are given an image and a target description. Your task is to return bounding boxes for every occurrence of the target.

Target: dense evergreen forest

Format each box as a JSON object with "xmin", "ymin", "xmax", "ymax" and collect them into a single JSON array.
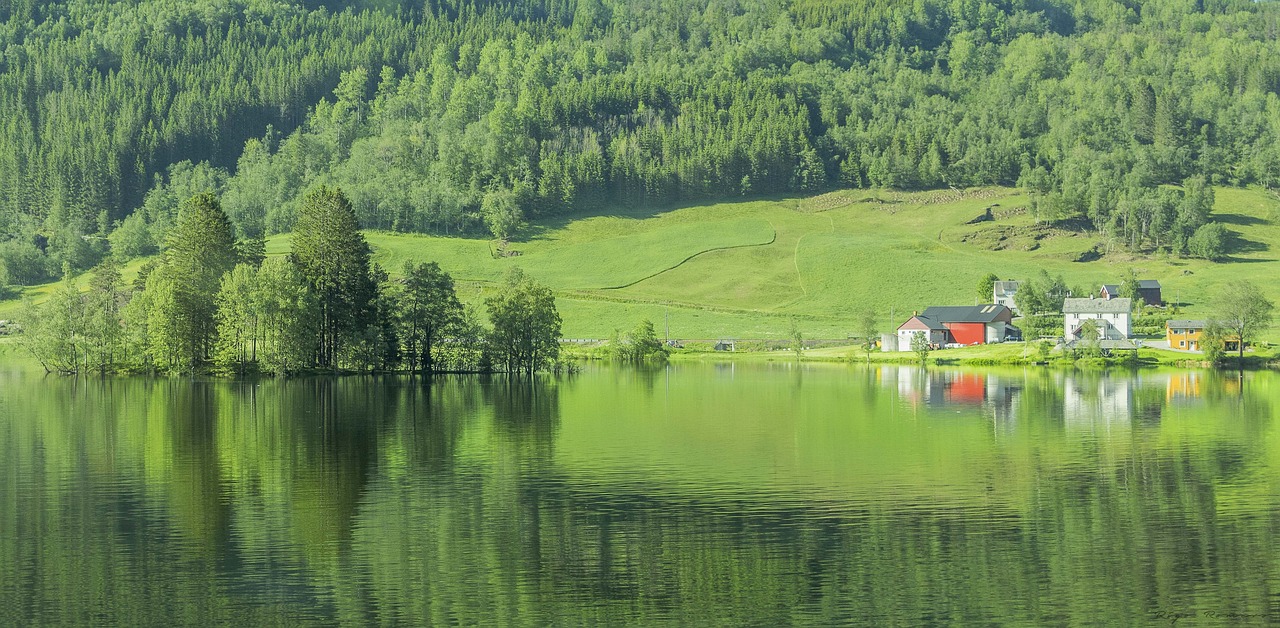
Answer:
[{"xmin": 2, "ymin": 0, "xmax": 1280, "ymax": 287}]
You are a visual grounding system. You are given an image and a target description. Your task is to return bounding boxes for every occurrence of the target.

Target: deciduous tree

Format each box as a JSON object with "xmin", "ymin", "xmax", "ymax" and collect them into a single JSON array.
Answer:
[
  {"xmin": 486, "ymin": 268, "xmax": 561, "ymax": 376},
  {"xmin": 397, "ymin": 261, "xmax": 462, "ymax": 373},
  {"xmin": 1213, "ymin": 281, "xmax": 1275, "ymax": 361}
]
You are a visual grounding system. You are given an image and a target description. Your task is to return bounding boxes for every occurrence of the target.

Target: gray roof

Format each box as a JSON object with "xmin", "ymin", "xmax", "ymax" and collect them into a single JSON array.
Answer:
[
  {"xmin": 913, "ymin": 316, "xmax": 947, "ymax": 330},
  {"xmin": 1100, "ymin": 284, "xmax": 1120, "ymax": 294},
  {"xmin": 897, "ymin": 315, "xmax": 947, "ymax": 331},
  {"xmin": 1139, "ymin": 279, "xmax": 1161, "ymax": 289},
  {"xmin": 993, "ymin": 280, "xmax": 1019, "ymax": 294},
  {"xmin": 921, "ymin": 304, "xmax": 1011, "ymax": 324},
  {"xmin": 1063, "ymin": 297, "xmax": 1132, "ymax": 313},
  {"xmin": 1167, "ymin": 319, "xmax": 1205, "ymax": 329}
]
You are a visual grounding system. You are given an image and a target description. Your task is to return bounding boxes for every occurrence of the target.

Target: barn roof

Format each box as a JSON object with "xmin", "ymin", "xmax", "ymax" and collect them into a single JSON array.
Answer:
[{"xmin": 920, "ymin": 304, "xmax": 1011, "ymax": 324}]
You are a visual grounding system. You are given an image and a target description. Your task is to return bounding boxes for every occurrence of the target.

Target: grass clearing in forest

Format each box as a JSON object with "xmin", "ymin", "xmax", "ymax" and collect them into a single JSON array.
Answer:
[{"xmin": 4, "ymin": 186, "xmax": 1280, "ymax": 342}]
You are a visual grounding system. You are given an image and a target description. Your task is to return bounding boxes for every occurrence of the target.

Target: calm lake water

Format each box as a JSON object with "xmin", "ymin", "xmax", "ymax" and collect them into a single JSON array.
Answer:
[{"xmin": 1, "ymin": 362, "xmax": 1278, "ymax": 625}]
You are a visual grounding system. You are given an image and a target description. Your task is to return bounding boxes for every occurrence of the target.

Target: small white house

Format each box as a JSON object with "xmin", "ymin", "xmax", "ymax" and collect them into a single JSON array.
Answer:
[
  {"xmin": 896, "ymin": 315, "xmax": 947, "ymax": 350},
  {"xmin": 993, "ymin": 280, "xmax": 1020, "ymax": 313},
  {"xmin": 1063, "ymin": 297, "xmax": 1132, "ymax": 340}
]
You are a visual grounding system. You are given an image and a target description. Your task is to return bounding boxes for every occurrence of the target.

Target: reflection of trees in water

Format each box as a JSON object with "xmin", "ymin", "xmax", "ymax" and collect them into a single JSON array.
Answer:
[
  {"xmin": 484, "ymin": 374, "xmax": 561, "ymax": 460},
  {"xmin": 6, "ymin": 369, "xmax": 1280, "ymax": 624},
  {"xmin": 163, "ymin": 381, "xmax": 233, "ymax": 555},
  {"xmin": 396, "ymin": 375, "xmax": 480, "ymax": 473}
]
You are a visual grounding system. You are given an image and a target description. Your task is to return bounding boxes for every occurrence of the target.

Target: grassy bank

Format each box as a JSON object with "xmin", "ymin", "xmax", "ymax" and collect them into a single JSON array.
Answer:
[
  {"xmin": 663, "ymin": 340, "xmax": 1278, "ymax": 370},
  {"xmin": 3, "ymin": 185, "xmax": 1280, "ymax": 342}
]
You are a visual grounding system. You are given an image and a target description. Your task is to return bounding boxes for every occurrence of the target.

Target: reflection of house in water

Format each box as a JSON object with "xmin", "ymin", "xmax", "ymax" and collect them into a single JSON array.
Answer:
[
  {"xmin": 1063, "ymin": 375, "xmax": 1132, "ymax": 431},
  {"xmin": 946, "ymin": 373, "xmax": 986, "ymax": 405},
  {"xmin": 983, "ymin": 374, "xmax": 1022, "ymax": 430},
  {"xmin": 891, "ymin": 368, "xmax": 1021, "ymax": 427},
  {"xmin": 894, "ymin": 367, "xmax": 932, "ymax": 405},
  {"xmin": 1166, "ymin": 372, "xmax": 1202, "ymax": 404}
]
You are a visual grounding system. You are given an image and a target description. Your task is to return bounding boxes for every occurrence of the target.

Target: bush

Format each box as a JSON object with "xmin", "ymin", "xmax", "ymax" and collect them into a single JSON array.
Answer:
[
  {"xmin": 610, "ymin": 319, "xmax": 668, "ymax": 363},
  {"xmin": 108, "ymin": 213, "xmax": 158, "ymax": 259},
  {"xmin": 0, "ymin": 239, "xmax": 53, "ymax": 286},
  {"xmin": 1188, "ymin": 222, "xmax": 1228, "ymax": 260}
]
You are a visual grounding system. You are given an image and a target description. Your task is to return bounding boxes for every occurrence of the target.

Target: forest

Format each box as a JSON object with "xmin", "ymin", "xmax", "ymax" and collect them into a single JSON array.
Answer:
[
  {"xmin": 16, "ymin": 187, "xmax": 568, "ymax": 374},
  {"xmin": 2, "ymin": 0, "xmax": 1280, "ymax": 287}
]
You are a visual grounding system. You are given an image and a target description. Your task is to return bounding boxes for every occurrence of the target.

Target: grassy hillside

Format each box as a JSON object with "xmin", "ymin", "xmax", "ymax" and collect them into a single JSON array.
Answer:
[{"xmin": 6, "ymin": 186, "xmax": 1280, "ymax": 341}]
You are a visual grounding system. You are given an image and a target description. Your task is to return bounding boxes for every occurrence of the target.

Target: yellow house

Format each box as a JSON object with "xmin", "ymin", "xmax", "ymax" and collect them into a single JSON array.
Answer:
[
  {"xmin": 1166, "ymin": 319, "xmax": 1241, "ymax": 352},
  {"xmin": 1166, "ymin": 319, "xmax": 1205, "ymax": 351}
]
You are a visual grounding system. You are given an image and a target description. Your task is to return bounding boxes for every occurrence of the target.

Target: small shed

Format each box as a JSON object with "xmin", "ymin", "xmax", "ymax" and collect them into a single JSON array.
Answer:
[{"xmin": 1138, "ymin": 280, "xmax": 1163, "ymax": 306}]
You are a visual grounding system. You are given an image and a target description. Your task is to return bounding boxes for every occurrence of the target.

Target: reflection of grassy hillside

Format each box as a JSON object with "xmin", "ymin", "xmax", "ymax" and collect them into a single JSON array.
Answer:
[{"xmin": 4, "ymin": 186, "xmax": 1280, "ymax": 340}]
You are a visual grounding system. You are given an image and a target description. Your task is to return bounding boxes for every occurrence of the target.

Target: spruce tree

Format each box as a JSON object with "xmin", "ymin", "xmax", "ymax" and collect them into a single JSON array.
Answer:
[{"xmin": 163, "ymin": 192, "xmax": 238, "ymax": 369}]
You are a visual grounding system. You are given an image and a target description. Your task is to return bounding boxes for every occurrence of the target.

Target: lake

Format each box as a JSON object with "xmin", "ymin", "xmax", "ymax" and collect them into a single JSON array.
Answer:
[{"xmin": 1, "ymin": 362, "xmax": 1277, "ymax": 625}]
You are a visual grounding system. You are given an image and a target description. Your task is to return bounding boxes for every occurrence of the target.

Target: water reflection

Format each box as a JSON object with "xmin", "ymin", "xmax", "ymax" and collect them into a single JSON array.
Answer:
[{"xmin": 2, "ymin": 365, "xmax": 1279, "ymax": 625}]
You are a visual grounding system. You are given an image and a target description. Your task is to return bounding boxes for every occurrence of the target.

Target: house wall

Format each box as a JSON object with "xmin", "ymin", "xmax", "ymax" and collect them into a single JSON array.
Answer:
[
  {"xmin": 1139, "ymin": 288, "xmax": 1162, "ymax": 305},
  {"xmin": 898, "ymin": 328, "xmax": 946, "ymax": 349},
  {"xmin": 994, "ymin": 293, "xmax": 1018, "ymax": 312},
  {"xmin": 1166, "ymin": 327, "xmax": 1202, "ymax": 350},
  {"xmin": 946, "ymin": 322, "xmax": 985, "ymax": 345},
  {"xmin": 1065, "ymin": 312, "xmax": 1131, "ymax": 339},
  {"xmin": 985, "ymin": 322, "xmax": 1006, "ymax": 343}
]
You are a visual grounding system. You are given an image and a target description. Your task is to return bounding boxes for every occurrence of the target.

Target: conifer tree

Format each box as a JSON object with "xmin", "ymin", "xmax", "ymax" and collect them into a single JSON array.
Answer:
[
  {"xmin": 163, "ymin": 192, "xmax": 238, "ymax": 369},
  {"xmin": 290, "ymin": 185, "xmax": 376, "ymax": 369}
]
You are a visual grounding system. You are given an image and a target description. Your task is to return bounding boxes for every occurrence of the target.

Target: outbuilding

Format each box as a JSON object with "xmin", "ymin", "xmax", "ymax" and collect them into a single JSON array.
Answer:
[{"xmin": 895, "ymin": 304, "xmax": 1016, "ymax": 350}]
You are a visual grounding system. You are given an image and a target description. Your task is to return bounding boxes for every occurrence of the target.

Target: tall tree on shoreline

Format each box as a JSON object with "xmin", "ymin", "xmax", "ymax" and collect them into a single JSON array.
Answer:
[
  {"xmin": 1213, "ymin": 281, "xmax": 1275, "ymax": 361},
  {"xmin": 164, "ymin": 192, "xmax": 238, "ymax": 368},
  {"xmin": 486, "ymin": 268, "xmax": 561, "ymax": 376},
  {"xmin": 397, "ymin": 261, "xmax": 462, "ymax": 374},
  {"xmin": 290, "ymin": 186, "xmax": 377, "ymax": 369}
]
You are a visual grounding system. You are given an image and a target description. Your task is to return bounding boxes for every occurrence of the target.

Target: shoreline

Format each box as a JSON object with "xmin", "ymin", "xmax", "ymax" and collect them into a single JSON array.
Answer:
[{"xmin": 3, "ymin": 337, "xmax": 1276, "ymax": 375}]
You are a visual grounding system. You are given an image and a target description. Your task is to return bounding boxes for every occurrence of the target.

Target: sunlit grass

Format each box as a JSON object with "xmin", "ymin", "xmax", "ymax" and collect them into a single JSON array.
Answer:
[{"xmin": 4, "ymin": 186, "xmax": 1280, "ymax": 341}]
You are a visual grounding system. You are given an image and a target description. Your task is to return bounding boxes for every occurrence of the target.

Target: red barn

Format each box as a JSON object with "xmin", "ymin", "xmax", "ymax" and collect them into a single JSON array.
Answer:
[{"xmin": 919, "ymin": 304, "xmax": 1016, "ymax": 346}]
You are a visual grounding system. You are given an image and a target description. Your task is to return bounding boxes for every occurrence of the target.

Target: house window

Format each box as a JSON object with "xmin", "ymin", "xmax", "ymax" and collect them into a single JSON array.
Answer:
[{"xmin": 1179, "ymin": 341, "xmax": 1185, "ymax": 347}]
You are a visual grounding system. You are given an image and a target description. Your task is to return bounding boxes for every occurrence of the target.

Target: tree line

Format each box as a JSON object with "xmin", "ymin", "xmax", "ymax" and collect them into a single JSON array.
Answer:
[
  {"xmin": 16, "ymin": 186, "xmax": 563, "ymax": 375},
  {"xmin": 4, "ymin": 0, "xmax": 1280, "ymax": 285}
]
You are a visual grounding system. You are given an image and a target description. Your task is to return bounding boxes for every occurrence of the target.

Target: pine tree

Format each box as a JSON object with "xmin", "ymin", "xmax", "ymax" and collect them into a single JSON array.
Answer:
[{"xmin": 162, "ymin": 192, "xmax": 239, "ymax": 369}]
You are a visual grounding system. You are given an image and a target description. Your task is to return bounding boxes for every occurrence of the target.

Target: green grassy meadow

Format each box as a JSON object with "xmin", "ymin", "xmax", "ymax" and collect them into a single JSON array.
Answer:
[{"xmin": 5, "ymin": 186, "xmax": 1280, "ymax": 342}]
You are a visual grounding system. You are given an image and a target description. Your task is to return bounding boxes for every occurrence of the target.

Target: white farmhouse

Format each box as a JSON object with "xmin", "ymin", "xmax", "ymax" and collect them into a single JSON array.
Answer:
[
  {"xmin": 1063, "ymin": 297, "xmax": 1132, "ymax": 340},
  {"xmin": 993, "ymin": 280, "xmax": 1020, "ymax": 313}
]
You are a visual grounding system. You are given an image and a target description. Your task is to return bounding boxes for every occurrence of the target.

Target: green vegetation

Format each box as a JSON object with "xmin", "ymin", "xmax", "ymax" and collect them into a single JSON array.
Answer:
[
  {"xmin": 6, "ymin": 184, "xmax": 1280, "ymax": 352},
  {"xmin": 911, "ymin": 332, "xmax": 931, "ymax": 364},
  {"xmin": 6, "ymin": 0, "xmax": 1280, "ymax": 284},
  {"xmin": 485, "ymin": 268, "xmax": 563, "ymax": 376},
  {"xmin": 15, "ymin": 188, "xmax": 562, "ymax": 375},
  {"xmin": 608, "ymin": 319, "xmax": 668, "ymax": 364},
  {"xmin": 1210, "ymin": 280, "xmax": 1276, "ymax": 362}
]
